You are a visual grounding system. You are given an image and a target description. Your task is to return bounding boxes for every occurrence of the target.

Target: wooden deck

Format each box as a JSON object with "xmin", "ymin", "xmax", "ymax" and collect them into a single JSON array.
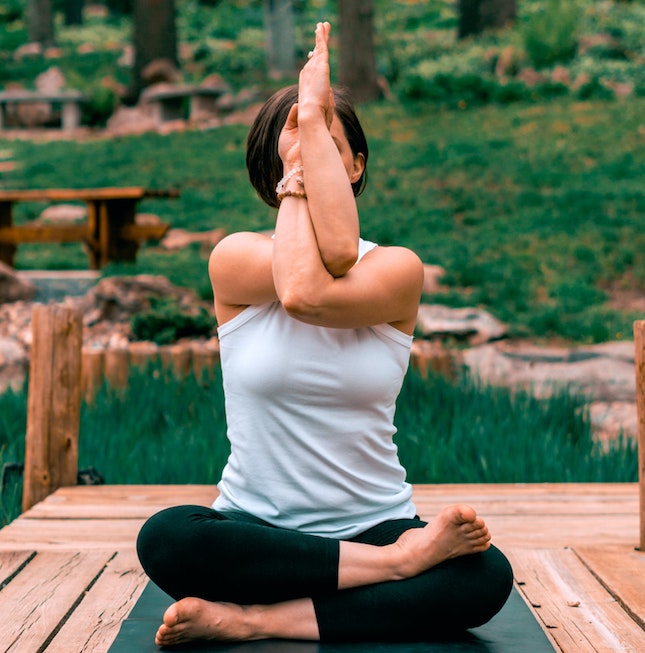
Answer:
[{"xmin": 0, "ymin": 483, "xmax": 643, "ymax": 652}]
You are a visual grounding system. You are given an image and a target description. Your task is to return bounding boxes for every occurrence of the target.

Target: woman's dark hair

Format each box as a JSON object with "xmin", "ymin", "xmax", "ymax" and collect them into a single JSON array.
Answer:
[{"xmin": 246, "ymin": 85, "xmax": 369, "ymax": 208}]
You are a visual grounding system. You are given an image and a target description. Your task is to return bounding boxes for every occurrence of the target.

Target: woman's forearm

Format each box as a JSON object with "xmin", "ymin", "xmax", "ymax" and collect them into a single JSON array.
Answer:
[
  {"xmin": 272, "ymin": 189, "xmax": 333, "ymax": 317},
  {"xmin": 298, "ymin": 108, "xmax": 359, "ymax": 277}
]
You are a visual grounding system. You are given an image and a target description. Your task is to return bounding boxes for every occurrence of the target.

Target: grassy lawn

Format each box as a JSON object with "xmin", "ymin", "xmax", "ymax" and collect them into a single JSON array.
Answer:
[{"xmin": 2, "ymin": 95, "xmax": 644, "ymax": 343}]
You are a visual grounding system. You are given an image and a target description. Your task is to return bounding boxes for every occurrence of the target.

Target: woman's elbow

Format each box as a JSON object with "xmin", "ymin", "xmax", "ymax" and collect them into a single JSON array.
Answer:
[
  {"xmin": 320, "ymin": 243, "xmax": 358, "ymax": 278},
  {"xmin": 280, "ymin": 290, "xmax": 317, "ymax": 321}
]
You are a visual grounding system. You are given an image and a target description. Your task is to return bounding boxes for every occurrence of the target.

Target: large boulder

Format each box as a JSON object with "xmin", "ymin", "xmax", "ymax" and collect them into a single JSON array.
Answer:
[
  {"xmin": 416, "ymin": 304, "xmax": 507, "ymax": 345},
  {"xmin": 72, "ymin": 275, "xmax": 206, "ymax": 327},
  {"xmin": 0, "ymin": 263, "xmax": 37, "ymax": 303}
]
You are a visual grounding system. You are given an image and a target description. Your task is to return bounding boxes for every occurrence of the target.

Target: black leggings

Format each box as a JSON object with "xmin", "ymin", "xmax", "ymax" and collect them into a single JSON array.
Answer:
[{"xmin": 136, "ymin": 505, "xmax": 513, "ymax": 642}]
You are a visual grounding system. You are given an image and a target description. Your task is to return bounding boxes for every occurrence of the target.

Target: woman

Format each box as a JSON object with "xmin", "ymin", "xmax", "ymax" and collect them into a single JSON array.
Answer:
[{"xmin": 137, "ymin": 22, "xmax": 513, "ymax": 647}]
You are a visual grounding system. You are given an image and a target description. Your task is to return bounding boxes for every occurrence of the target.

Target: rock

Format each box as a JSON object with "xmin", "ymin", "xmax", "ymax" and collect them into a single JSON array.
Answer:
[
  {"xmin": 462, "ymin": 341, "xmax": 635, "ymax": 403},
  {"xmin": 106, "ymin": 105, "xmax": 157, "ymax": 136},
  {"xmin": 161, "ymin": 227, "xmax": 226, "ymax": 252},
  {"xmin": 36, "ymin": 67, "xmax": 66, "ymax": 93},
  {"xmin": 71, "ymin": 275, "xmax": 207, "ymax": 328},
  {"xmin": 416, "ymin": 304, "xmax": 507, "ymax": 345},
  {"xmin": 551, "ymin": 65, "xmax": 571, "ymax": 86},
  {"xmin": 118, "ymin": 44, "xmax": 135, "ymax": 68},
  {"xmin": 422, "ymin": 265, "xmax": 447, "ymax": 295},
  {"xmin": 517, "ymin": 67, "xmax": 548, "ymax": 87},
  {"xmin": 17, "ymin": 102, "xmax": 52, "ymax": 127},
  {"xmin": 14, "ymin": 42, "xmax": 42, "ymax": 61},
  {"xmin": 39, "ymin": 204, "xmax": 86, "ymax": 223},
  {"xmin": 0, "ymin": 263, "xmax": 37, "ymax": 303},
  {"xmin": 44, "ymin": 47, "xmax": 64, "ymax": 60},
  {"xmin": 200, "ymin": 73, "xmax": 231, "ymax": 93},
  {"xmin": 0, "ymin": 336, "xmax": 28, "ymax": 394},
  {"xmin": 142, "ymin": 59, "xmax": 183, "ymax": 85}
]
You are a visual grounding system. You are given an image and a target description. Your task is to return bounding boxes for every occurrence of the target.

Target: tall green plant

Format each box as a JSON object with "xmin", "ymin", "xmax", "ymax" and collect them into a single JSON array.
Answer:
[{"xmin": 522, "ymin": 0, "xmax": 582, "ymax": 69}]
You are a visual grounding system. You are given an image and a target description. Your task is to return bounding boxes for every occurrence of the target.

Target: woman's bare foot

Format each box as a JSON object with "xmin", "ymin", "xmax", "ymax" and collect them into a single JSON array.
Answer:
[
  {"xmin": 393, "ymin": 504, "xmax": 491, "ymax": 579},
  {"xmin": 155, "ymin": 596, "xmax": 319, "ymax": 647},
  {"xmin": 155, "ymin": 597, "xmax": 261, "ymax": 647}
]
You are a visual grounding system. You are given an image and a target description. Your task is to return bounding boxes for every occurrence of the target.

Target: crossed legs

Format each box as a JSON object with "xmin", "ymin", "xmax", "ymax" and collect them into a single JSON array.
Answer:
[{"xmin": 137, "ymin": 504, "xmax": 513, "ymax": 647}]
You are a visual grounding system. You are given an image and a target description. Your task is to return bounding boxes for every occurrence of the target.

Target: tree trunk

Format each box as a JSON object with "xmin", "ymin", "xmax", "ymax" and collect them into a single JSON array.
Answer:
[
  {"xmin": 263, "ymin": 0, "xmax": 296, "ymax": 79},
  {"xmin": 128, "ymin": 0, "xmax": 178, "ymax": 103},
  {"xmin": 64, "ymin": 0, "xmax": 84, "ymax": 25},
  {"xmin": 338, "ymin": 0, "xmax": 383, "ymax": 103},
  {"xmin": 27, "ymin": 0, "xmax": 56, "ymax": 46},
  {"xmin": 458, "ymin": 0, "xmax": 517, "ymax": 39}
]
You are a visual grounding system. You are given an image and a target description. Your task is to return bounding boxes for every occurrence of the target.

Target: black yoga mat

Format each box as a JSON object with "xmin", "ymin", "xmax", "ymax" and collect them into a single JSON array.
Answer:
[{"xmin": 108, "ymin": 583, "xmax": 554, "ymax": 653}]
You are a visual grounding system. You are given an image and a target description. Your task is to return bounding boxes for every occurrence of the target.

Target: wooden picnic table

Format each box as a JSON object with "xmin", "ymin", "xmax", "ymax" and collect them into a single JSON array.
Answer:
[
  {"xmin": 0, "ymin": 482, "xmax": 644, "ymax": 652},
  {"xmin": 0, "ymin": 186, "xmax": 178, "ymax": 269}
]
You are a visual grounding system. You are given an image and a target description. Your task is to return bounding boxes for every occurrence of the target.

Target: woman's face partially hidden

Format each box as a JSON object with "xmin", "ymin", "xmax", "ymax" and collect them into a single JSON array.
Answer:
[{"xmin": 330, "ymin": 115, "xmax": 365, "ymax": 186}]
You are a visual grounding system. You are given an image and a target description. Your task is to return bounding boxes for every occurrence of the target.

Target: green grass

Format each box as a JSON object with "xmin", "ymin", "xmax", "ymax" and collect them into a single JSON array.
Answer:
[
  {"xmin": 2, "ymin": 96, "xmax": 644, "ymax": 341},
  {"xmin": 0, "ymin": 365, "xmax": 637, "ymax": 527}
]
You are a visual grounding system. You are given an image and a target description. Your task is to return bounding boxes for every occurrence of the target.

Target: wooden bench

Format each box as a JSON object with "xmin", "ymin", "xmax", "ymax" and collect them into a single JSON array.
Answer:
[
  {"xmin": 143, "ymin": 85, "xmax": 226, "ymax": 123},
  {"xmin": 0, "ymin": 187, "xmax": 178, "ymax": 269},
  {"xmin": 0, "ymin": 90, "xmax": 88, "ymax": 130}
]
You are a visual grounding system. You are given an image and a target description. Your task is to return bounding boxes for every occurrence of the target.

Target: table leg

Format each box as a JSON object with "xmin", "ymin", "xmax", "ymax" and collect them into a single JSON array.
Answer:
[
  {"xmin": 0, "ymin": 201, "xmax": 17, "ymax": 267},
  {"xmin": 105, "ymin": 199, "xmax": 138, "ymax": 264},
  {"xmin": 99, "ymin": 200, "xmax": 110, "ymax": 268},
  {"xmin": 85, "ymin": 202, "xmax": 100, "ymax": 269},
  {"xmin": 61, "ymin": 101, "xmax": 81, "ymax": 130}
]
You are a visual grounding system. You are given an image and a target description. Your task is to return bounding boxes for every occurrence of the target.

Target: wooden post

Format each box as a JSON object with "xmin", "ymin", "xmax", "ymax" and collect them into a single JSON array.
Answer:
[
  {"xmin": 190, "ymin": 340, "xmax": 220, "ymax": 381},
  {"xmin": 634, "ymin": 321, "xmax": 645, "ymax": 551},
  {"xmin": 160, "ymin": 343, "xmax": 192, "ymax": 378},
  {"xmin": 81, "ymin": 346, "xmax": 105, "ymax": 404},
  {"xmin": 128, "ymin": 341, "xmax": 159, "ymax": 370},
  {"xmin": 104, "ymin": 347, "xmax": 130, "ymax": 389},
  {"xmin": 23, "ymin": 305, "xmax": 82, "ymax": 511}
]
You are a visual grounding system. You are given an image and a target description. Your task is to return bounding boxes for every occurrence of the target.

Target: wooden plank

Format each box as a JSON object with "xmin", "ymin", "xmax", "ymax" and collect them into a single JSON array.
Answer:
[
  {"xmin": 0, "ymin": 550, "xmax": 114, "ymax": 653},
  {"xmin": 507, "ymin": 547, "xmax": 645, "ymax": 653},
  {"xmin": 119, "ymin": 222, "xmax": 170, "ymax": 241},
  {"xmin": 0, "ymin": 187, "xmax": 148, "ymax": 202},
  {"xmin": 0, "ymin": 519, "xmax": 144, "ymax": 550},
  {"xmin": 0, "ymin": 187, "xmax": 179, "ymax": 202},
  {"xmin": 574, "ymin": 545, "xmax": 645, "ymax": 628},
  {"xmin": 45, "ymin": 550, "xmax": 148, "ymax": 653},
  {"xmin": 411, "ymin": 482, "xmax": 638, "ymax": 508},
  {"xmin": 0, "ymin": 550, "xmax": 35, "ymax": 587},
  {"xmin": 24, "ymin": 484, "xmax": 215, "ymax": 519},
  {"xmin": 0, "ymin": 223, "xmax": 88, "ymax": 243}
]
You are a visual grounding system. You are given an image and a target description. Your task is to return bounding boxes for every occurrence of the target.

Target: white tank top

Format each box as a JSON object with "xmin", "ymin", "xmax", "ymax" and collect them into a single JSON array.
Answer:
[{"xmin": 213, "ymin": 239, "xmax": 416, "ymax": 538}]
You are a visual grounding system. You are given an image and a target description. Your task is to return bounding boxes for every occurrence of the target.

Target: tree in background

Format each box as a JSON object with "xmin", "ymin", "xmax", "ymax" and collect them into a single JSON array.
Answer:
[
  {"xmin": 64, "ymin": 0, "xmax": 84, "ymax": 26},
  {"xmin": 338, "ymin": 0, "xmax": 382, "ymax": 103},
  {"xmin": 263, "ymin": 0, "xmax": 297, "ymax": 78},
  {"xmin": 458, "ymin": 0, "xmax": 517, "ymax": 39},
  {"xmin": 28, "ymin": 0, "xmax": 56, "ymax": 46},
  {"xmin": 127, "ymin": 0, "xmax": 179, "ymax": 103}
]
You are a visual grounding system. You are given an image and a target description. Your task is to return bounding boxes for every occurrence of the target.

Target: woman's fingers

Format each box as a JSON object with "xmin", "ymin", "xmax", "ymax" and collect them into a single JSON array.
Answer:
[
  {"xmin": 299, "ymin": 22, "xmax": 333, "ymax": 123},
  {"xmin": 311, "ymin": 21, "xmax": 330, "ymax": 60}
]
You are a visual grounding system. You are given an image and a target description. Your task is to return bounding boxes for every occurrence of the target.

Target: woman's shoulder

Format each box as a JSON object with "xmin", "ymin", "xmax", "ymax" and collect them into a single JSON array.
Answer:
[{"xmin": 360, "ymin": 243, "xmax": 424, "ymax": 275}]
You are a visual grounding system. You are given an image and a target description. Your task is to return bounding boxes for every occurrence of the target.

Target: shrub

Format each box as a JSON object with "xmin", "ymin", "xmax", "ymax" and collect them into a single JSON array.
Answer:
[
  {"xmin": 522, "ymin": 0, "xmax": 582, "ymax": 69},
  {"xmin": 130, "ymin": 297, "xmax": 217, "ymax": 345}
]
